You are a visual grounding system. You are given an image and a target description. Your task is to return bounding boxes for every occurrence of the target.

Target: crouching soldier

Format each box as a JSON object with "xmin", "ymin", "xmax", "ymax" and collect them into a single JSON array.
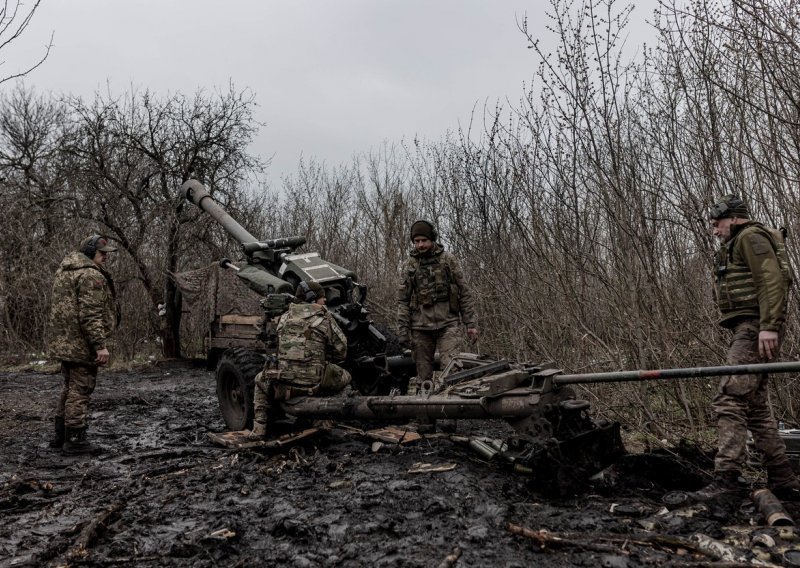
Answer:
[{"xmin": 249, "ymin": 281, "xmax": 351, "ymax": 438}]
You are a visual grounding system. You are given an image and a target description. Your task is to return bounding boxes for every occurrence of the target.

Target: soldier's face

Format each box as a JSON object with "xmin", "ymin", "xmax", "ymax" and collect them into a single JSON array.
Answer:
[
  {"xmin": 413, "ymin": 236, "xmax": 433, "ymax": 253},
  {"xmin": 93, "ymin": 250, "xmax": 109, "ymax": 266},
  {"xmin": 711, "ymin": 217, "xmax": 735, "ymax": 243}
]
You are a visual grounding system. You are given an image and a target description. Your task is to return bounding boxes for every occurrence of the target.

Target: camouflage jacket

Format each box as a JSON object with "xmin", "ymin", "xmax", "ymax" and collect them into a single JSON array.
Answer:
[
  {"xmin": 397, "ymin": 244, "xmax": 477, "ymax": 336},
  {"xmin": 714, "ymin": 221, "xmax": 788, "ymax": 331},
  {"xmin": 48, "ymin": 252, "xmax": 117, "ymax": 364},
  {"xmin": 276, "ymin": 302, "xmax": 348, "ymax": 385}
]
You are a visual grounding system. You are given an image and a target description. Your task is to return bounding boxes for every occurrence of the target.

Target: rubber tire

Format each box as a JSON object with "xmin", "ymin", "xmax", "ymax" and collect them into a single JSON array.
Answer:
[{"xmin": 216, "ymin": 348, "xmax": 266, "ymax": 431}]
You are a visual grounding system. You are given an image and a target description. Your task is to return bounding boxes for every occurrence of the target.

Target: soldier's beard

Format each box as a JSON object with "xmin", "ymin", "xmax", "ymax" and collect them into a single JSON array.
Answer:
[{"xmin": 713, "ymin": 229, "xmax": 731, "ymax": 243}]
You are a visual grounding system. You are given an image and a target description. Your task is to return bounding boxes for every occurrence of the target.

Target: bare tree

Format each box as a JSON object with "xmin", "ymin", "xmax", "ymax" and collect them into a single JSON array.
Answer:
[
  {"xmin": 0, "ymin": 0, "xmax": 52, "ymax": 84},
  {"xmin": 60, "ymin": 86, "xmax": 264, "ymax": 358},
  {"xmin": 0, "ymin": 85, "xmax": 68, "ymax": 352}
]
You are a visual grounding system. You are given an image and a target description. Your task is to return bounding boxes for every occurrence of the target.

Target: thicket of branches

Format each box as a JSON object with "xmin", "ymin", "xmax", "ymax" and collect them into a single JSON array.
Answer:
[{"xmin": 2, "ymin": 0, "xmax": 799, "ymax": 442}]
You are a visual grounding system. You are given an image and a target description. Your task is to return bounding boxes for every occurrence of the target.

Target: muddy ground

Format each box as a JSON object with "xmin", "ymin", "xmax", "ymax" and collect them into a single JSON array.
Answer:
[{"xmin": 2, "ymin": 361, "xmax": 800, "ymax": 567}]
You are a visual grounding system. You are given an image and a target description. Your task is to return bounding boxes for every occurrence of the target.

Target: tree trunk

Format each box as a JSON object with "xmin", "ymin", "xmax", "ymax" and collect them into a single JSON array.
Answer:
[
  {"xmin": 161, "ymin": 206, "xmax": 183, "ymax": 359},
  {"xmin": 161, "ymin": 277, "xmax": 182, "ymax": 359}
]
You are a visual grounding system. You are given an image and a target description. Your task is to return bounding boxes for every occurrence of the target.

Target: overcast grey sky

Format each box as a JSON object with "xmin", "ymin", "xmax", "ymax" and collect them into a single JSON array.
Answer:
[{"xmin": 5, "ymin": 1, "xmax": 658, "ymax": 183}]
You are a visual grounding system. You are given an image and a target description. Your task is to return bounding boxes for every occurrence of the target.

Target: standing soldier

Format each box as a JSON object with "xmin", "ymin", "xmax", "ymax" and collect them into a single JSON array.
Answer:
[
  {"xmin": 397, "ymin": 220, "xmax": 478, "ymax": 392},
  {"xmin": 695, "ymin": 195, "xmax": 800, "ymax": 501},
  {"xmin": 48, "ymin": 235, "xmax": 118, "ymax": 454},
  {"xmin": 249, "ymin": 281, "xmax": 351, "ymax": 438}
]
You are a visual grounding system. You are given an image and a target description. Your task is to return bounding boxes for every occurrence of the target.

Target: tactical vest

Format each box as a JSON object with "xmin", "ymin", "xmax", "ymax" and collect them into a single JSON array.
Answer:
[
  {"xmin": 715, "ymin": 222, "xmax": 792, "ymax": 314},
  {"xmin": 277, "ymin": 305, "xmax": 328, "ymax": 384},
  {"xmin": 409, "ymin": 255, "xmax": 458, "ymax": 312}
]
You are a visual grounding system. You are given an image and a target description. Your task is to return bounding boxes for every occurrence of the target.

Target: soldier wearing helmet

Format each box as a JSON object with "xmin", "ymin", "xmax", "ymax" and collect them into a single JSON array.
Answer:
[
  {"xmin": 694, "ymin": 195, "xmax": 800, "ymax": 502},
  {"xmin": 48, "ymin": 234, "xmax": 119, "ymax": 454},
  {"xmin": 397, "ymin": 220, "xmax": 478, "ymax": 393},
  {"xmin": 249, "ymin": 281, "xmax": 351, "ymax": 438}
]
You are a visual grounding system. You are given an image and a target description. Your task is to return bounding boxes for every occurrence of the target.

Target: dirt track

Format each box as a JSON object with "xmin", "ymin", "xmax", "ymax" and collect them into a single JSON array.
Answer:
[{"xmin": 3, "ymin": 361, "xmax": 800, "ymax": 567}]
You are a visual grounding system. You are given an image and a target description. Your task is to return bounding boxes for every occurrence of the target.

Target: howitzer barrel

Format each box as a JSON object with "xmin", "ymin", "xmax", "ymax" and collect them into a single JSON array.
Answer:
[
  {"xmin": 553, "ymin": 361, "xmax": 800, "ymax": 386},
  {"xmin": 242, "ymin": 237, "xmax": 306, "ymax": 255},
  {"xmin": 181, "ymin": 179, "xmax": 260, "ymax": 245},
  {"xmin": 283, "ymin": 394, "xmax": 536, "ymax": 421}
]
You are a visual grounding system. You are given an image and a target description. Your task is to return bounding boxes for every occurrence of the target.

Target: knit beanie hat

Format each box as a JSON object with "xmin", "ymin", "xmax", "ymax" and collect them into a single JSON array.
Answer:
[{"xmin": 410, "ymin": 220, "xmax": 436, "ymax": 241}]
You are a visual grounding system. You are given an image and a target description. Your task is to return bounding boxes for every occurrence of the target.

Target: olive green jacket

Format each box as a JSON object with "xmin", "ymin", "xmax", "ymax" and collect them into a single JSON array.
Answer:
[
  {"xmin": 397, "ymin": 245, "xmax": 477, "ymax": 337},
  {"xmin": 714, "ymin": 221, "xmax": 787, "ymax": 331},
  {"xmin": 48, "ymin": 252, "xmax": 117, "ymax": 364}
]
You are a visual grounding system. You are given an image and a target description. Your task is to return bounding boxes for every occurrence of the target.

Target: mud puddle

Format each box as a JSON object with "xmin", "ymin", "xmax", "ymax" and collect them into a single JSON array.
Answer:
[{"xmin": 2, "ymin": 362, "xmax": 800, "ymax": 567}]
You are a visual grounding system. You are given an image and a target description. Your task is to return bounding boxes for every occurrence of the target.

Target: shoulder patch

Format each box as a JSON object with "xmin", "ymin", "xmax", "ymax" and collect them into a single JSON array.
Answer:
[
  {"xmin": 91, "ymin": 279, "xmax": 105, "ymax": 288},
  {"xmin": 746, "ymin": 233, "xmax": 772, "ymax": 256}
]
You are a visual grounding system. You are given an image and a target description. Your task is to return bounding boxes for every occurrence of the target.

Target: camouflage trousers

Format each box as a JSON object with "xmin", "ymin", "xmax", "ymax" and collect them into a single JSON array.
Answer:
[
  {"xmin": 253, "ymin": 364, "xmax": 352, "ymax": 425},
  {"xmin": 55, "ymin": 362, "xmax": 98, "ymax": 429},
  {"xmin": 411, "ymin": 325, "xmax": 464, "ymax": 383},
  {"xmin": 253, "ymin": 369, "xmax": 278, "ymax": 427},
  {"xmin": 712, "ymin": 318, "xmax": 791, "ymax": 474}
]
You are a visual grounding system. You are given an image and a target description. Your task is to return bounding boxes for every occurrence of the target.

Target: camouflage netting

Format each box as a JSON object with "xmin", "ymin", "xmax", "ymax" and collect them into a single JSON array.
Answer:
[{"xmin": 171, "ymin": 262, "xmax": 264, "ymax": 356}]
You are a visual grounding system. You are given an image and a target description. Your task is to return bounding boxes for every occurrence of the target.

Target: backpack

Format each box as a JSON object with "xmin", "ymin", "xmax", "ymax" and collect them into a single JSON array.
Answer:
[
  {"xmin": 726, "ymin": 222, "xmax": 793, "ymax": 290},
  {"xmin": 767, "ymin": 226, "xmax": 793, "ymax": 291}
]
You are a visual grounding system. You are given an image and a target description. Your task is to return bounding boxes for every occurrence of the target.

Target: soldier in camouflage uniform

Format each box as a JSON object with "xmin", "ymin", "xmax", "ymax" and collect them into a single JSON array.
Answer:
[
  {"xmin": 249, "ymin": 281, "xmax": 351, "ymax": 438},
  {"xmin": 48, "ymin": 235, "xmax": 118, "ymax": 454},
  {"xmin": 397, "ymin": 220, "xmax": 478, "ymax": 391},
  {"xmin": 694, "ymin": 195, "xmax": 800, "ymax": 501}
]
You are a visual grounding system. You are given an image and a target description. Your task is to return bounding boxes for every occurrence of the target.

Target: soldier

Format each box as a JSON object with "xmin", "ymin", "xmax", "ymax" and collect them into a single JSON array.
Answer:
[
  {"xmin": 249, "ymin": 281, "xmax": 351, "ymax": 438},
  {"xmin": 397, "ymin": 220, "xmax": 478, "ymax": 391},
  {"xmin": 48, "ymin": 234, "xmax": 118, "ymax": 454},
  {"xmin": 694, "ymin": 195, "xmax": 800, "ymax": 501}
]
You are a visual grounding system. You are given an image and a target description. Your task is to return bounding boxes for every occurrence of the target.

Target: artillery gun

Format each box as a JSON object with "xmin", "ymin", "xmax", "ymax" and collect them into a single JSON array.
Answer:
[
  {"xmin": 181, "ymin": 180, "xmax": 414, "ymax": 430},
  {"xmin": 270, "ymin": 358, "xmax": 800, "ymax": 492}
]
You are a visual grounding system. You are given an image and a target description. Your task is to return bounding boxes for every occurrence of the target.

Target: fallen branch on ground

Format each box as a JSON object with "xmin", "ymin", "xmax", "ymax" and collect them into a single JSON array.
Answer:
[
  {"xmin": 66, "ymin": 501, "xmax": 124, "ymax": 560},
  {"xmin": 437, "ymin": 546, "xmax": 461, "ymax": 568},
  {"xmin": 507, "ymin": 523, "xmax": 775, "ymax": 565}
]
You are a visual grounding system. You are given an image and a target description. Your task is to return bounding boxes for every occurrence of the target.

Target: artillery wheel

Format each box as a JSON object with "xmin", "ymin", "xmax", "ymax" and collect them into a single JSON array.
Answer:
[{"xmin": 216, "ymin": 348, "xmax": 266, "ymax": 431}]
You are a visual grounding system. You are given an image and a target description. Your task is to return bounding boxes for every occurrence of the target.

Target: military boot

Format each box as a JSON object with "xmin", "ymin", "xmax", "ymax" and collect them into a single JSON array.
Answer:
[
  {"xmin": 248, "ymin": 393, "xmax": 271, "ymax": 440},
  {"xmin": 247, "ymin": 421, "xmax": 268, "ymax": 440},
  {"xmin": 691, "ymin": 471, "xmax": 744, "ymax": 502},
  {"xmin": 62, "ymin": 427, "xmax": 95, "ymax": 455},
  {"xmin": 48, "ymin": 416, "xmax": 65, "ymax": 449},
  {"xmin": 768, "ymin": 463, "xmax": 800, "ymax": 501}
]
